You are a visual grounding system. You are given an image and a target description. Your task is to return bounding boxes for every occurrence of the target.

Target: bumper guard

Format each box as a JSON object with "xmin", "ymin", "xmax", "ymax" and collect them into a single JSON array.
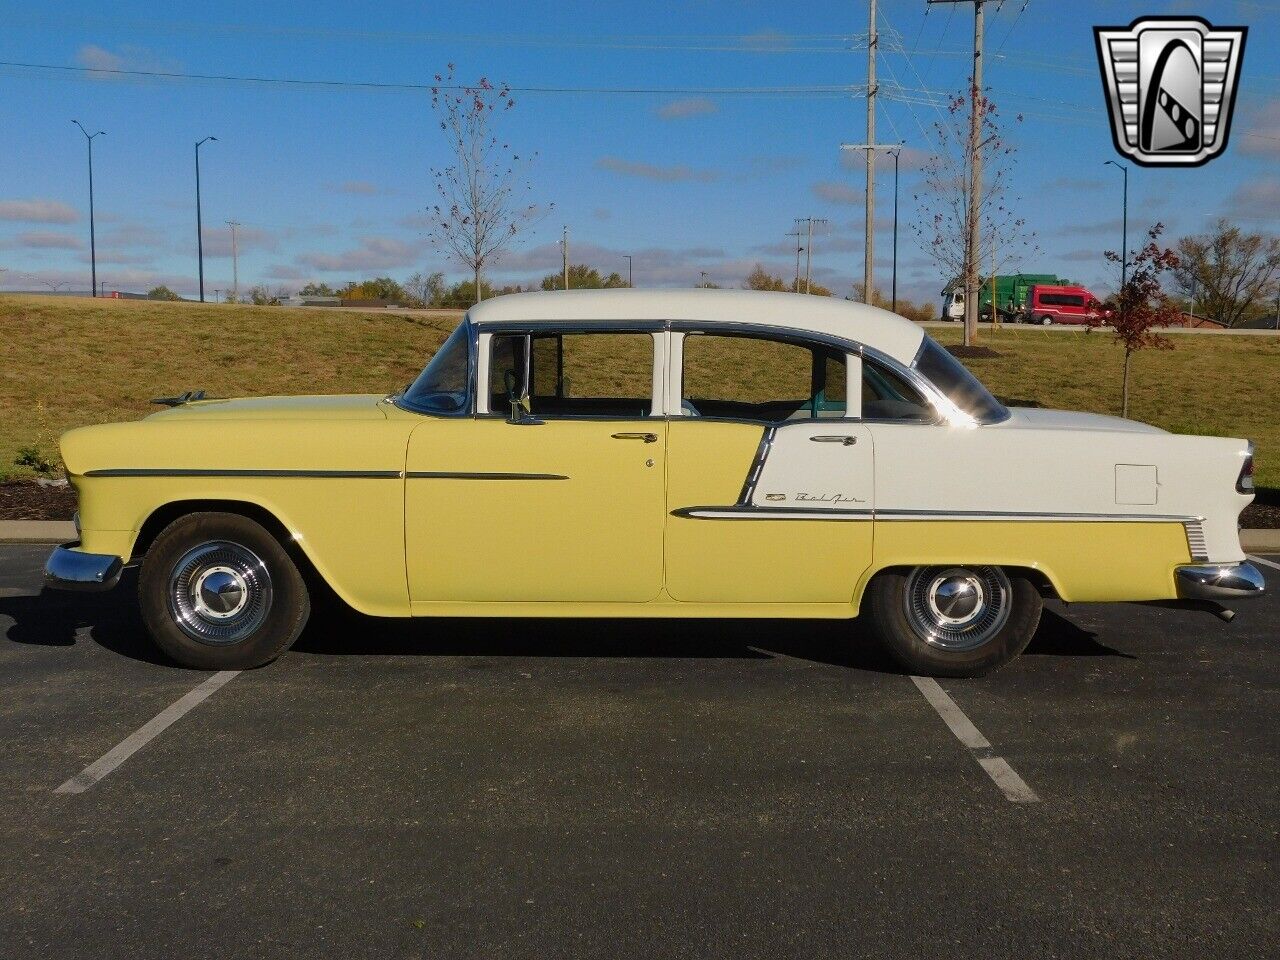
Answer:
[
  {"xmin": 1174, "ymin": 562, "xmax": 1265, "ymax": 602},
  {"xmin": 44, "ymin": 542, "xmax": 124, "ymax": 592}
]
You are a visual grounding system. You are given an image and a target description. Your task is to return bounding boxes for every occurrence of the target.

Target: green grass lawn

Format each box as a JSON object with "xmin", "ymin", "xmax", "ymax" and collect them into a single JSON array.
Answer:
[{"xmin": 2, "ymin": 294, "xmax": 1276, "ymax": 487}]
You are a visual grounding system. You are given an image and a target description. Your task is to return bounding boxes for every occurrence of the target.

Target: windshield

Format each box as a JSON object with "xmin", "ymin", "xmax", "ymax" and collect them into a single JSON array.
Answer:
[
  {"xmin": 398, "ymin": 321, "xmax": 472, "ymax": 414},
  {"xmin": 912, "ymin": 337, "xmax": 1008, "ymax": 424}
]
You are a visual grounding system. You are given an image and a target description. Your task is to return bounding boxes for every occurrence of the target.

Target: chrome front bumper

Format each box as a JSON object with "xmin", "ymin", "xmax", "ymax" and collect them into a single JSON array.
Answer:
[
  {"xmin": 1175, "ymin": 562, "xmax": 1266, "ymax": 602},
  {"xmin": 45, "ymin": 542, "xmax": 124, "ymax": 592}
]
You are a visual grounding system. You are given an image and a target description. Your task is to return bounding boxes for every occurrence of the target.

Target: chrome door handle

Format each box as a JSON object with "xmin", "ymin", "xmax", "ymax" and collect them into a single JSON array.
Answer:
[
  {"xmin": 811, "ymin": 435, "xmax": 858, "ymax": 446},
  {"xmin": 611, "ymin": 432, "xmax": 658, "ymax": 443}
]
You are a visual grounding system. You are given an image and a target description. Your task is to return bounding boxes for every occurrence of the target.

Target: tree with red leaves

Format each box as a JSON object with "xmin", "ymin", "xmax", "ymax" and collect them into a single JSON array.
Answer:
[
  {"xmin": 425, "ymin": 65, "xmax": 547, "ymax": 305},
  {"xmin": 1088, "ymin": 223, "xmax": 1182, "ymax": 419}
]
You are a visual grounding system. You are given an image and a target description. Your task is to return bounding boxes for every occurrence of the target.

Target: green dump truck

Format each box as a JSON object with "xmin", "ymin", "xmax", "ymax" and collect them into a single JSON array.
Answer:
[{"xmin": 941, "ymin": 273, "xmax": 1068, "ymax": 321}]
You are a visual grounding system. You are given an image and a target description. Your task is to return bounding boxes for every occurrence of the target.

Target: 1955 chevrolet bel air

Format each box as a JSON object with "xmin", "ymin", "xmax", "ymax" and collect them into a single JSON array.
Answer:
[{"xmin": 46, "ymin": 289, "xmax": 1264, "ymax": 675}]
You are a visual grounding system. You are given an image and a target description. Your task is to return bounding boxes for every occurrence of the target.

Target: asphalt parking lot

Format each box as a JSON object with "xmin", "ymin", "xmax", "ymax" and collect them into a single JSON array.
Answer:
[{"xmin": 1, "ymin": 544, "xmax": 1276, "ymax": 959}]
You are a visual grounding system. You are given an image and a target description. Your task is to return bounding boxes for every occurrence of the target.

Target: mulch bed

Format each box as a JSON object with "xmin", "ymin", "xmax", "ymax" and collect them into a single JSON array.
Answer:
[
  {"xmin": 0, "ymin": 481, "xmax": 78, "ymax": 521},
  {"xmin": 2, "ymin": 479, "xmax": 1276, "ymax": 528}
]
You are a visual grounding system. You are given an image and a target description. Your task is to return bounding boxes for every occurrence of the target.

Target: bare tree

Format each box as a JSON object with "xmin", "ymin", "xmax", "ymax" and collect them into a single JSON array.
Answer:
[
  {"xmin": 424, "ymin": 65, "xmax": 546, "ymax": 306},
  {"xmin": 1174, "ymin": 219, "xmax": 1280, "ymax": 328},
  {"xmin": 912, "ymin": 92, "xmax": 1036, "ymax": 346}
]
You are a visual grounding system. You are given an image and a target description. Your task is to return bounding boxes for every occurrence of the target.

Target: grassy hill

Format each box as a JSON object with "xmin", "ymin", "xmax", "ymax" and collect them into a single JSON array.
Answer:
[{"xmin": 2, "ymin": 294, "xmax": 1276, "ymax": 488}]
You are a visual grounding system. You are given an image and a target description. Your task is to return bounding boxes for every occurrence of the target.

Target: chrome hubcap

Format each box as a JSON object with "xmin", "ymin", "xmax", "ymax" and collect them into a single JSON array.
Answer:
[
  {"xmin": 168, "ymin": 542, "xmax": 272, "ymax": 645},
  {"xmin": 904, "ymin": 566, "xmax": 1011, "ymax": 652}
]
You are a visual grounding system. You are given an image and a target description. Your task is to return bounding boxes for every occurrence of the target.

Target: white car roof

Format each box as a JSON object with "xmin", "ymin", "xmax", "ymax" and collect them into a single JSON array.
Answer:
[{"xmin": 466, "ymin": 289, "xmax": 926, "ymax": 366}]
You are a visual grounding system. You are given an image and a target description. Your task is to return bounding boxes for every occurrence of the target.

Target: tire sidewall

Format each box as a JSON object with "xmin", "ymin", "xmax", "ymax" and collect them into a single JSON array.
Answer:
[
  {"xmin": 139, "ymin": 512, "xmax": 309, "ymax": 670},
  {"xmin": 865, "ymin": 569, "xmax": 1042, "ymax": 677}
]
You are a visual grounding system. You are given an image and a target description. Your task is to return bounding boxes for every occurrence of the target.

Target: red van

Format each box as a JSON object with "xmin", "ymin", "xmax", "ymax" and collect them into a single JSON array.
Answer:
[{"xmin": 1024, "ymin": 284, "xmax": 1108, "ymax": 325}]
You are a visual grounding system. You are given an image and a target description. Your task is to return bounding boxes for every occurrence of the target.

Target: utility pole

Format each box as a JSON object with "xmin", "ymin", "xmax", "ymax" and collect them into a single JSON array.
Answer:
[
  {"xmin": 71, "ymin": 121, "xmax": 105, "ymax": 298},
  {"xmin": 623, "ymin": 254, "xmax": 632, "ymax": 288},
  {"xmin": 561, "ymin": 225, "xmax": 569, "ymax": 290},
  {"xmin": 226, "ymin": 220, "xmax": 240, "ymax": 303},
  {"xmin": 194, "ymin": 136, "xmax": 217, "ymax": 302},
  {"xmin": 863, "ymin": 0, "xmax": 878, "ymax": 304},
  {"xmin": 928, "ymin": 0, "xmax": 986, "ymax": 345},
  {"xmin": 1104, "ymin": 160, "xmax": 1128, "ymax": 293},
  {"xmin": 787, "ymin": 222, "xmax": 806, "ymax": 290}
]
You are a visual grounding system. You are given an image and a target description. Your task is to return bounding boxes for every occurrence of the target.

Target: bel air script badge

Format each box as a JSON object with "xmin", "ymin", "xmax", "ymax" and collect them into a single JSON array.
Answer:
[{"xmin": 1094, "ymin": 16, "xmax": 1247, "ymax": 167}]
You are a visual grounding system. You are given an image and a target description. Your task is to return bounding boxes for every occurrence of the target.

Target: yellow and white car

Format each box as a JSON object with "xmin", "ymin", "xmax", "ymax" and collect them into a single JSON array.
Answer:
[{"xmin": 46, "ymin": 289, "xmax": 1263, "ymax": 675}]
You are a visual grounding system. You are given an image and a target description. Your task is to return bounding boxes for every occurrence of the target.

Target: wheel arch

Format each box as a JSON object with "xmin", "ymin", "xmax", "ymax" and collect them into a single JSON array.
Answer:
[
  {"xmin": 856, "ymin": 561, "xmax": 1061, "ymax": 609},
  {"xmin": 131, "ymin": 499, "xmax": 347, "ymax": 610}
]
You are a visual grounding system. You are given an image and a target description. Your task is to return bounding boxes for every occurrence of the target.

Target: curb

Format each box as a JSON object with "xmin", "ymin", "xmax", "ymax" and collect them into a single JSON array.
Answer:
[
  {"xmin": 1, "ymin": 519, "xmax": 1277, "ymax": 553},
  {"xmin": 1242, "ymin": 529, "xmax": 1280, "ymax": 553},
  {"xmin": 0, "ymin": 520, "xmax": 77, "ymax": 543}
]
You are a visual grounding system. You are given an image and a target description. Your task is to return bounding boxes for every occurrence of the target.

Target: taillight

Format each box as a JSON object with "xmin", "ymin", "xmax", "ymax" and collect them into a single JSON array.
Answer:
[{"xmin": 1237, "ymin": 443, "xmax": 1255, "ymax": 493}]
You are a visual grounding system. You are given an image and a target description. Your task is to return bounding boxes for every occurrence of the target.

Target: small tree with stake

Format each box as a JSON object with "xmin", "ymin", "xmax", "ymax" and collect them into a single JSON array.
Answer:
[
  {"xmin": 1087, "ymin": 223, "xmax": 1182, "ymax": 419},
  {"xmin": 424, "ymin": 65, "xmax": 546, "ymax": 306}
]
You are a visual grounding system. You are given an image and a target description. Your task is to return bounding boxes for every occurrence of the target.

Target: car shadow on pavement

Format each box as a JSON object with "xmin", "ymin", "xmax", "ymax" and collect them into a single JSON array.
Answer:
[
  {"xmin": 291, "ymin": 606, "xmax": 908, "ymax": 674},
  {"xmin": 1024, "ymin": 607, "xmax": 1136, "ymax": 659},
  {"xmin": 1, "ymin": 582, "xmax": 1132, "ymax": 671}
]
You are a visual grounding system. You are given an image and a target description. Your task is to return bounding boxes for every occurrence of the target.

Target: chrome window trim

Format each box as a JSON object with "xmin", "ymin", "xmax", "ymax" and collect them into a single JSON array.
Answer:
[
  {"xmin": 479, "ymin": 323, "xmax": 665, "ymax": 421},
  {"xmin": 736, "ymin": 426, "xmax": 776, "ymax": 505},
  {"xmin": 668, "ymin": 320, "xmax": 956, "ymax": 427}
]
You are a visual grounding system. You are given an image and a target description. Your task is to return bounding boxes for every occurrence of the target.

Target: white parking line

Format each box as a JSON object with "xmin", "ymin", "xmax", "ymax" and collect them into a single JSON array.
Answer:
[
  {"xmin": 910, "ymin": 676, "xmax": 1040, "ymax": 804},
  {"xmin": 1248, "ymin": 554, "xmax": 1280, "ymax": 572},
  {"xmin": 54, "ymin": 671, "xmax": 240, "ymax": 795}
]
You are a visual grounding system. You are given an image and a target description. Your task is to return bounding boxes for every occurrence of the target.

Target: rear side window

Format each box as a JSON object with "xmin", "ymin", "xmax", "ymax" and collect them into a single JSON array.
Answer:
[{"xmin": 681, "ymin": 333, "xmax": 847, "ymax": 421}]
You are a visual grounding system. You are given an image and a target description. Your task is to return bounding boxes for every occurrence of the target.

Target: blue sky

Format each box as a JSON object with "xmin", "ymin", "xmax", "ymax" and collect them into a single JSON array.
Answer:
[{"xmin": 0, "ymin": 0, "xmax": 1276, "ymax": 307}]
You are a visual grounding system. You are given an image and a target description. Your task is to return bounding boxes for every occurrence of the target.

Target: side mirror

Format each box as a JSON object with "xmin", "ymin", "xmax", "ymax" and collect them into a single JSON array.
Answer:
[{"xmin": 503, "ymin": 369, "xmax": 543, "ymax": 426}]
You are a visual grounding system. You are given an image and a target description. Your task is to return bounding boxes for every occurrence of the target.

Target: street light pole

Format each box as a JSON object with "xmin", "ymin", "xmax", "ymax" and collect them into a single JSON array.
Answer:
[
  {"xmin": 623, "ymin": 255, "xmax": 632, "ymax": 288},
  {"xmin": 71, "ymin": 121, "xmax": 105, "ymax": 297},
  {"xmin": 1104, "ymin": 159, "xmax": 1128, "ymax": 292},
  {"xmin": 841, "ymin": 142, "xmax": 904, "ymax": 308},
  {"xmin": 890, "ymin": 147, "xmax": 901, "ymax": 313},
  {"xmin": 195, "ymin": 136, "xmax": 218, "ymax": 302}
]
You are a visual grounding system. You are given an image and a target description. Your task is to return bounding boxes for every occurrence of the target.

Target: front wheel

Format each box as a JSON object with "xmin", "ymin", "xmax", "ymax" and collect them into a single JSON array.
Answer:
[
  {"xmin": 862, "ymin": 566, "xmax": 1042, "ymax": 677},
  {"xmin": 139, "ymin": 512, "xmax": 310, "ymax": 669}
]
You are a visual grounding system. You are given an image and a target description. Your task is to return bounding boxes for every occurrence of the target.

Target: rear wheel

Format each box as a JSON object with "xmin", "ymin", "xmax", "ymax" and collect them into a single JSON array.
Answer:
[
  {"xmin": 862, "ymin": 566, "xmax": 1042, "ymax": 677},
  {"xmin": 1039, "ymin": 314, "xmax": 1054, "ymax": 326},
  {"xmin": 139, "ymin": 512, "xmax": 310, "ymax": 669}
]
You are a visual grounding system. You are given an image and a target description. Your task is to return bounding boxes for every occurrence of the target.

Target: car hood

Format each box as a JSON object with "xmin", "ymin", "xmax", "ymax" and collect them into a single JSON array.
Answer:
[
  {"xmin": 1002, "ymin": 406, "xmax": 1167, "ymax": 434},
  {"xmin": 146, "ymin": 394, "xmax": 391, "ymax": 422}
]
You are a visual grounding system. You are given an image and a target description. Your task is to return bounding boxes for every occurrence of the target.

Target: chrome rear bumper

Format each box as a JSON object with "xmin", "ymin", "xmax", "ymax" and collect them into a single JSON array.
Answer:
[
  {"xmin": 45, "ymin": 542, "xmax": 123, "ymax": 592},
  {"xmin": 1175, "ymin": 562, "xmax": 1265, "ymax": 602}
]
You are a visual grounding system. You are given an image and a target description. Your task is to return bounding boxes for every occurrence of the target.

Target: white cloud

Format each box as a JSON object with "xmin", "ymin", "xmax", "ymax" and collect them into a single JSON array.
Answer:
[
  {"xmin": 596, "ymin": 156, "xmax": 718, "ymax": 183},
  {"xmin": 812, "ymin": 181, "xmax": 862, "ymax": 205},
  {"xmin": 296, "ymin": 236, "xmax": 422, "ymax": 272},
  {"xmin": 0, "ymin": 199, "xmax": 79, "ymax": 223},
  {"xmin": 328, "ymin": 180, "xmax": 380, "ymax": 196},
  {"xmin": 74, "ymin": 44, "xmax": 181, "ymax": 77},
  {"xmin": 657, "ymin": 98, "xmax": 717, "ymax": 120},
  {"xmin": 16, "ymin": 231, "xmax": 82, "ymax": 250}
]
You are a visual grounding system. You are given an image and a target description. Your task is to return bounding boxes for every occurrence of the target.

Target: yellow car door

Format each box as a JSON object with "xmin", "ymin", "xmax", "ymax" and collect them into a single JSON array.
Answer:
[{"xmin": 404, "ymin": 327, "xmax": 667, "ymax": 605}]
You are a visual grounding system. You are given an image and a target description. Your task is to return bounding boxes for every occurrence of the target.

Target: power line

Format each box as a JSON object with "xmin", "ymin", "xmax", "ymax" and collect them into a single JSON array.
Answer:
[{"xmin": 0, "ymin": 60, "xmax": 864, "ymax": 98}]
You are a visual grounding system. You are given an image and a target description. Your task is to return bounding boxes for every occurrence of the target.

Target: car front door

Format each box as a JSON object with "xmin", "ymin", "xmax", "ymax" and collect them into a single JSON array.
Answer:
[
  {"xmin": 404, "ymin": 325, "xmax": 668, "ymax": 605},
  {"xmin": 663, "ymin": 328, "xmax": 875, "ymax": 604}
]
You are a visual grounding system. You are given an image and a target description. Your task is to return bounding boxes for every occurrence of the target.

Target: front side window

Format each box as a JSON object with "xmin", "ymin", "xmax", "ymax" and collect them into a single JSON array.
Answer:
[
  {"xmin": 400, "ymin": 321, "xmax": 471, "ymax": 414},
  {"xmin": 490, "ymin": 331, "xmax": 654, "ymax": 418},
  {"xmin": 681, "ymin": 333, "xmax": 846, "ymax": 421},
  {"xmin": 912, "ymin": 336, "xmax": 1008, "ymax": 424}
]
